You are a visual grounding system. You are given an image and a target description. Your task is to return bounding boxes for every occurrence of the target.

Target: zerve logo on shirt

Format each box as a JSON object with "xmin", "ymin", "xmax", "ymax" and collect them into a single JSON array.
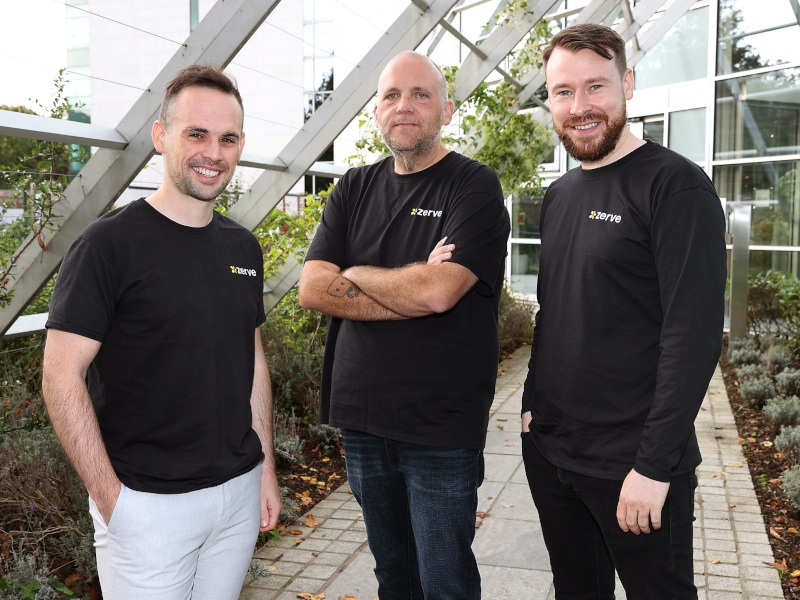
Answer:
[
  {"xmin": 410, "ymin": 207, "xmax": 443, "ymax": 218},
  {"xmin": 230, "ymin": 265, "xmax": 257, "ymax": 276},
  {"xmin": 588, "ymin": 210, "xmax": 622, "ymax": 224}
]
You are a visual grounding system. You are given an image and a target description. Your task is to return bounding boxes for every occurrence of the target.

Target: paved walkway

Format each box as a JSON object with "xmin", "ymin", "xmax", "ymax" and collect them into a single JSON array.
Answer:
[{"xmin": 241, "ymin": 346, "xmax": 786, "ymax": 600}]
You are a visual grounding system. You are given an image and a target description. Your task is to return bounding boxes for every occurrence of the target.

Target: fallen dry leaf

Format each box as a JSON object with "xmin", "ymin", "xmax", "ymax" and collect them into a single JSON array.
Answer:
[
  {"xmin": 267, "ymin": 565, "xmax": 277, "ymax": 572},
  {"xmin": 789, "ymin": 528, "xmax": 799, "ymax": 534},
  {"xmin": 294, "ymin": 539, "xmax": 304, "ymax": 545},
  {"xmin": 337, "ymin": 595, "xmax": 357, "ymax": 600},
  {"xmin": 708, "ymin": 473, "xmax": 718, "ymax": 478},
  {"xmin": 769, "ymin": 526, "xmax": 784, "ymax": 540},
  {"xmin": 497, "ymin": 424, "xmax": 505, "ymax": 430},
  {"xmin": 727, "ymin": 462, "xmax": 743, "ymax": 468},
  {"xmin": 769, "ymin": 478, "xmax": 782, "ymax": 485},
  {"xmin": 711, "ymin": 559, "xmax": 721, "ymax": 564},
  {"xmin": 475, "ymin": 521, "xmax": 483, "ymax": 529},
  {"xmin": 287, "ymin": 529, "xmax": 304, "ymax": 536},
  {"xmin": 476, "ymin": 511, "xmax": 489, "ymax": 518},
  {"xmin": 762, "ymin": 441, "xmax": 774, "ymax": 448},
  {"xmin": 791, "ymin": 570, "xmax": 800, "ymax": 577},
  {"xmin": 765, "ymin": 558, "xmax": 788, "ymax": 571},
  {"xmin": 305, "ymin": 514, "xmax": 320, "ymax": 527}
]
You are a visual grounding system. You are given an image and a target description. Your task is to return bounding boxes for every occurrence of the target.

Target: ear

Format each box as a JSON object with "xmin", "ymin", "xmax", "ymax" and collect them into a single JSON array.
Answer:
[
  {"xmin": 442, "ymin": 99, "xmax": 455, "ymax": 126},
  {"xmin": 623, "ymin": 67, "xmax": 634, "ymax": 101},
  {"xmin": 152, "ymin": 119, "xmax": 166, "ymax": 154},
  {"xmin": 238, "ymin": 131, "xmax": 245, "ymax": 162}
]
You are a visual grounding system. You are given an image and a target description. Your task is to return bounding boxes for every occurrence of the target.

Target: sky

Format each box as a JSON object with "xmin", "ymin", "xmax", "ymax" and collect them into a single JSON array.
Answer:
[{"xmin": 0, "ymin": 0, "xmax": 68, "ymax": 112}]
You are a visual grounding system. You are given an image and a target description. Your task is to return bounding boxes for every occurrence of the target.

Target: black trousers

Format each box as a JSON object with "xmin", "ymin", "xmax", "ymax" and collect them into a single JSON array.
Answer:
[{"xmin": 522, "ymin": 433, "xmax": 698, "ymax": 600}]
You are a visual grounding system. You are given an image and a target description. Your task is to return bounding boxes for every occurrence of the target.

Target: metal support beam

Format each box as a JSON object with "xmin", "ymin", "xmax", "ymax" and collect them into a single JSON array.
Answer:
[
  {"xmin": 0, "ymin": 0, "xmax": 281, "ymax": 336},
  {"xmin": 452, "ymin": 0, "xmax": 560, "ymax": 104},
  {"xmin": 728, "ymin": 204, "xmax": 751, "ymax": 344},
  {"xmin": 0, "ymin": 110, "xmax": 128, "ymax": 149}
]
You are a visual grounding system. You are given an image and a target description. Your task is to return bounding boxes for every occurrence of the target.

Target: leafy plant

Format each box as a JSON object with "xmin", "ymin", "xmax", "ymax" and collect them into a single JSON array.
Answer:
[
  {"xmin": 736, "ymin": 363, "xmax": 766, "ymax": 382},
  {"xmin": 775, "ymin": 424, "xmax": 800, "ymax": 466},
  {"xmin": 762, "ymin": 344, "xmax": 793, "ymax": 374},
  {"xmin": 781, "ymin": 465, "xmax": 800, "ymax": 510},
  {"xmin": 776, "ymin": 368, "xmax": 800, "ymax": 397},
  {"xmin": 764, "ymin": 396, "xmax": 800, "ymax": 428},
  {"xmin": 738, "ymin": 376, "xmax": 775, "ymax": 409},
  {"xmin": 747, "ymin": 271, "xmax": 800, "ymax": 354},
  {"xmin": 0, "ymin": 70, "xmax": 89, "ymax": 311},
  {"xmin": 730, "ymin": 346, "xmax": 762, "ymax": 366}
]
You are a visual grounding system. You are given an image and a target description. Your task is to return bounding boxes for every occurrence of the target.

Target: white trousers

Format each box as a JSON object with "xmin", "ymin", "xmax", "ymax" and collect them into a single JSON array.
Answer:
[{"xmin": 88, "ymin": 464, "xmax": 261, "ymax": 600}]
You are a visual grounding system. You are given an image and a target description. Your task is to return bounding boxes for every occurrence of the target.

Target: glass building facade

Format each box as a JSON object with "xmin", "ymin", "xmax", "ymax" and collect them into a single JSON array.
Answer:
[{"xmin": 507, "ymin": 0, "xmax": 800, "ymax": 308}]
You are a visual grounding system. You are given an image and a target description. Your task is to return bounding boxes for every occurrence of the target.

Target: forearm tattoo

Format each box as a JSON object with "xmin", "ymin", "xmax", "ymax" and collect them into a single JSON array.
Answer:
[{"xmin": 327, "ymin": 276, "xmax": 361, "ymax": 299}]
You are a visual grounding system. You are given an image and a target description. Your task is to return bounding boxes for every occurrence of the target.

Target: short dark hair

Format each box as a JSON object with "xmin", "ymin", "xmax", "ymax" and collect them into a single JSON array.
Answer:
[
  {"xmin": 542, "ymin": 23, "xmax": 627, "ymax": 78},
  {"xmin": 159, "ymin": 64, "xmax": 243, "ymax": 126}
]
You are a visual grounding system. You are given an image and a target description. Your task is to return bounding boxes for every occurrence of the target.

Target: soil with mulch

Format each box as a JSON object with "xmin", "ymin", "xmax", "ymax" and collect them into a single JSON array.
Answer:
[{"xmin": 719, "ymin": 335, "xmax": 800, "ymax": 598}]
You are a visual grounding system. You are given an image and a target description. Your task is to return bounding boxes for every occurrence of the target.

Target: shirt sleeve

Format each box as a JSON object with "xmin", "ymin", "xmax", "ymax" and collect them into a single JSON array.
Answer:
[
  {"xmin": 633, "ymin": 186, "xmax": 727, "ymax": 481},
  {"xmin": 443, "ymin": 166, "xmax": 510, "ymax": 296},
  {"xmin": 46, "ymin": 236, "xmax": 116, "ymax": 342}
]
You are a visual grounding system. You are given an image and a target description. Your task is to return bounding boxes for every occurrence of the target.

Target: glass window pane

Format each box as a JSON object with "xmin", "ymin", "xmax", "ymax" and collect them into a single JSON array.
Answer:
[
  {"xmin": 510, "ymin": 244, "xmax": 541, "ymax": 297},
  {"xmin": 717, "ymin": 0, "xmax": 800, "ymax": 75},
  {"xmin": 643, "ymin": 120, "xmax": 664, "ymax": 145},
  {"xmin": 635, "ymin": 6, "xmax": 709, "ymax": 89},
  {"xmin": 714, "ymin": 161, "xmax": 800, "ymax": 247},
  {"xmin": 715, "ymin": 67, "xmax": 800, "ymax": 160},
  {"xmin": 669, "ymin": 108, "xmax": 706, "ymax": 162},
  {"xmin": 511, "ymin": 195, "xmax": 542, "ymax": 239}
]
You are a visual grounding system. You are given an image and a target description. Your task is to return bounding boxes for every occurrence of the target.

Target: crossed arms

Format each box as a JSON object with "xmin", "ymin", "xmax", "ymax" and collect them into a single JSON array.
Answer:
[{"xmin": 298, "ymin": 238, "xmax": 478, "ymax": 320}]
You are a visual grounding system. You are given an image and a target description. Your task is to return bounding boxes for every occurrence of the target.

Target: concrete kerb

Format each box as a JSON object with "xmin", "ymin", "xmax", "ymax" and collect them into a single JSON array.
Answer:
[{"xmin": 240, "ymin": 346, "xmax": 785, "ymax": 600}]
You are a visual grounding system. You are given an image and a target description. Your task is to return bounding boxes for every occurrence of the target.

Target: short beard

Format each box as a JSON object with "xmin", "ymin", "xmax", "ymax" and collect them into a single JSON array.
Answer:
[{"xmin": 558, "ymin": 110, "xmax": 628, "ymax": 164}]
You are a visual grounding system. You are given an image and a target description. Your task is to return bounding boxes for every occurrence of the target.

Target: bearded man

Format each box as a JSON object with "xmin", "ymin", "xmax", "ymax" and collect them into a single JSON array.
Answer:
[
  {"xmin": 298, "ymin": 51, "xmax": 509, "ymax": 600},
  {"xmin": 519, "ymin": 23, "xmax": 726, "ymax": 599}
]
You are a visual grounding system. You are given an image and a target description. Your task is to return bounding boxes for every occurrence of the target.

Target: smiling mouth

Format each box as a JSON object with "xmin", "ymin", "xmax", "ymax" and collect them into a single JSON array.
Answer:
[
  {"xmin": 572, "ymin": 122, "xmax": 599, "ymax": 131},
  {"xmin": 193, "ymin": 166, "xmax": 222, "ymax": 178}
]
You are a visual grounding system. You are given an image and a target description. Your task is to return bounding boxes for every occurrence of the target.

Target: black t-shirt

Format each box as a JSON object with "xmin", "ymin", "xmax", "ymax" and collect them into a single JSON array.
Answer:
[
  {"xmin": 306, "ymin": 152, "xmax": 510, "ymax": 449},
  {"xmin": 522, "ymin": 141, "xmax": 727, "ymax": 481},
  {"xmin": 46, "ymin": 199, "xmax": 266, "ymax": 493}
]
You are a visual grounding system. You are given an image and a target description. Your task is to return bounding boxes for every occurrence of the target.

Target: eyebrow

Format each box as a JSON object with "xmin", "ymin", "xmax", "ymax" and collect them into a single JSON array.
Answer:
[
  {"xmin": 183, "ymin": 127, "xmax": 240, "ymax": 140},
  {"xmin": 550, "ymin": 76, "xmax": 613, "ymax": 90},
  {"xmin": 382, "ymin": 85, "xmax": 433, "ymax": 95}
]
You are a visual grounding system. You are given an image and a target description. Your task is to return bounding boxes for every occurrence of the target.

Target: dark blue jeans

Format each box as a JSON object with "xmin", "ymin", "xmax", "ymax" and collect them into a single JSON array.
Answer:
[
  {"xmin": 342, "ymin": 429, "xmax": 483, "ymax": 600},
  {"xmin": 522, "ymin": 433, "xmax": 697, "ymax": 600}
]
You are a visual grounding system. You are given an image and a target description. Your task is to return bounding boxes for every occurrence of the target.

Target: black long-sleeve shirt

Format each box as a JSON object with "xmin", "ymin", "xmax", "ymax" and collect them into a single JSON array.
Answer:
[{"xmin": 521, "ymin": 141, "xmax": 726, "ymax": 482}]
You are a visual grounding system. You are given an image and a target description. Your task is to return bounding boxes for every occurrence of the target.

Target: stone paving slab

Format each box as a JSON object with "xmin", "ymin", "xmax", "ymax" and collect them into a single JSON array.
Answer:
[{"xmin": 241, "ymin": 347, "xmax": 785, "ymax": 599}]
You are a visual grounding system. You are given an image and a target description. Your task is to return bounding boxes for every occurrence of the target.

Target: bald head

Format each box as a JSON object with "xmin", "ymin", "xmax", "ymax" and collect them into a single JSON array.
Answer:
[{"xmin": 379, "ymin": 51, "xmax": 449, "ymax": 106}]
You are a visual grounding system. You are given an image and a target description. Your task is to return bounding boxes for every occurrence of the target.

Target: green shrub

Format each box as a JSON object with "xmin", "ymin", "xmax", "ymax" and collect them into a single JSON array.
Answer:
[
  {"xmin": 776, "ymin": 368, "xmax": 800, "ymax": 396},
  {"xmin": 739, "ymin": 376, "xmax": 775, "ymax": 409},
  {"xmin": 0, "ymin": 548, "xmax": 76, "ymax": 599},
  {"xmin": 764, "ymin": 396, "xmax": 800, "ymax": 428},
  {"xmin": 498, "ymin": 289, "xmax": 535, "ymax": 357},
  {"xmin": 737, "ymin": 363, "xmax": 766, "ymax": 382},
  {"xmin": 781, "ymin": 466, "xmax": 800, "ymax": 511},
  {"xmin": 273, "ymin": 410, "xmax": 305, "ymax": 466},
  {"xmin": 747, "ymin": 271, "xmax": 800, "ymax": 354},
  {"xmin": 729, "ymin": 336, "xmax": 759, "ymax": 354},
  {"xmin": 775, "ymin": 425, "xmax": 800, "ymax": 466},
  {"xmin": 762, "ymin": 344, "xmax": 793, "ymax": 374},
  {"xmin": 309, "ymin": 424, "xmax": 340, "ymax": 446},
  {"xmin": 730, "ymin": 346, "xmax": 762, "ymax": 366}
]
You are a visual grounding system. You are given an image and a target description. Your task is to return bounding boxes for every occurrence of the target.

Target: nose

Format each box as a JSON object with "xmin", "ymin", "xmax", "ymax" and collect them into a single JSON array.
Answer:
[
  {"xmin": 396, "ymin": 93, "xmax": 414, "ymax": 113},
  {"xmin": 570, "ymin": 93, "xmax": 590, "ymax": 117},
  {"xmin": 202, "ymin": 139, "xmax": 225, "ymax": 162}
]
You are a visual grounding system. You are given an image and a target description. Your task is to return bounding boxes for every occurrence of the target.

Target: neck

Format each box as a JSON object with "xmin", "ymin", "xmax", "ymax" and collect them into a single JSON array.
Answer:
[
  {"xmin": 146, "ymin": 189, "xmax": 216, "ymax": 227},
  {"xmin": 393, "ymin": 143, "xmax": 448, "ymax": 174},
  {"xmin": 581, "ymin": 130, "xmax": 645, "ymax": 170}
]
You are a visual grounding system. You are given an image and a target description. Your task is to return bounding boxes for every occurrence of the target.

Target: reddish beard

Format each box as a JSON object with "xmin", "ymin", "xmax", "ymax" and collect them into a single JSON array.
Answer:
[{"xmin": 557, "ymin": 110, "xmax": 628, "ymax": 163}]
